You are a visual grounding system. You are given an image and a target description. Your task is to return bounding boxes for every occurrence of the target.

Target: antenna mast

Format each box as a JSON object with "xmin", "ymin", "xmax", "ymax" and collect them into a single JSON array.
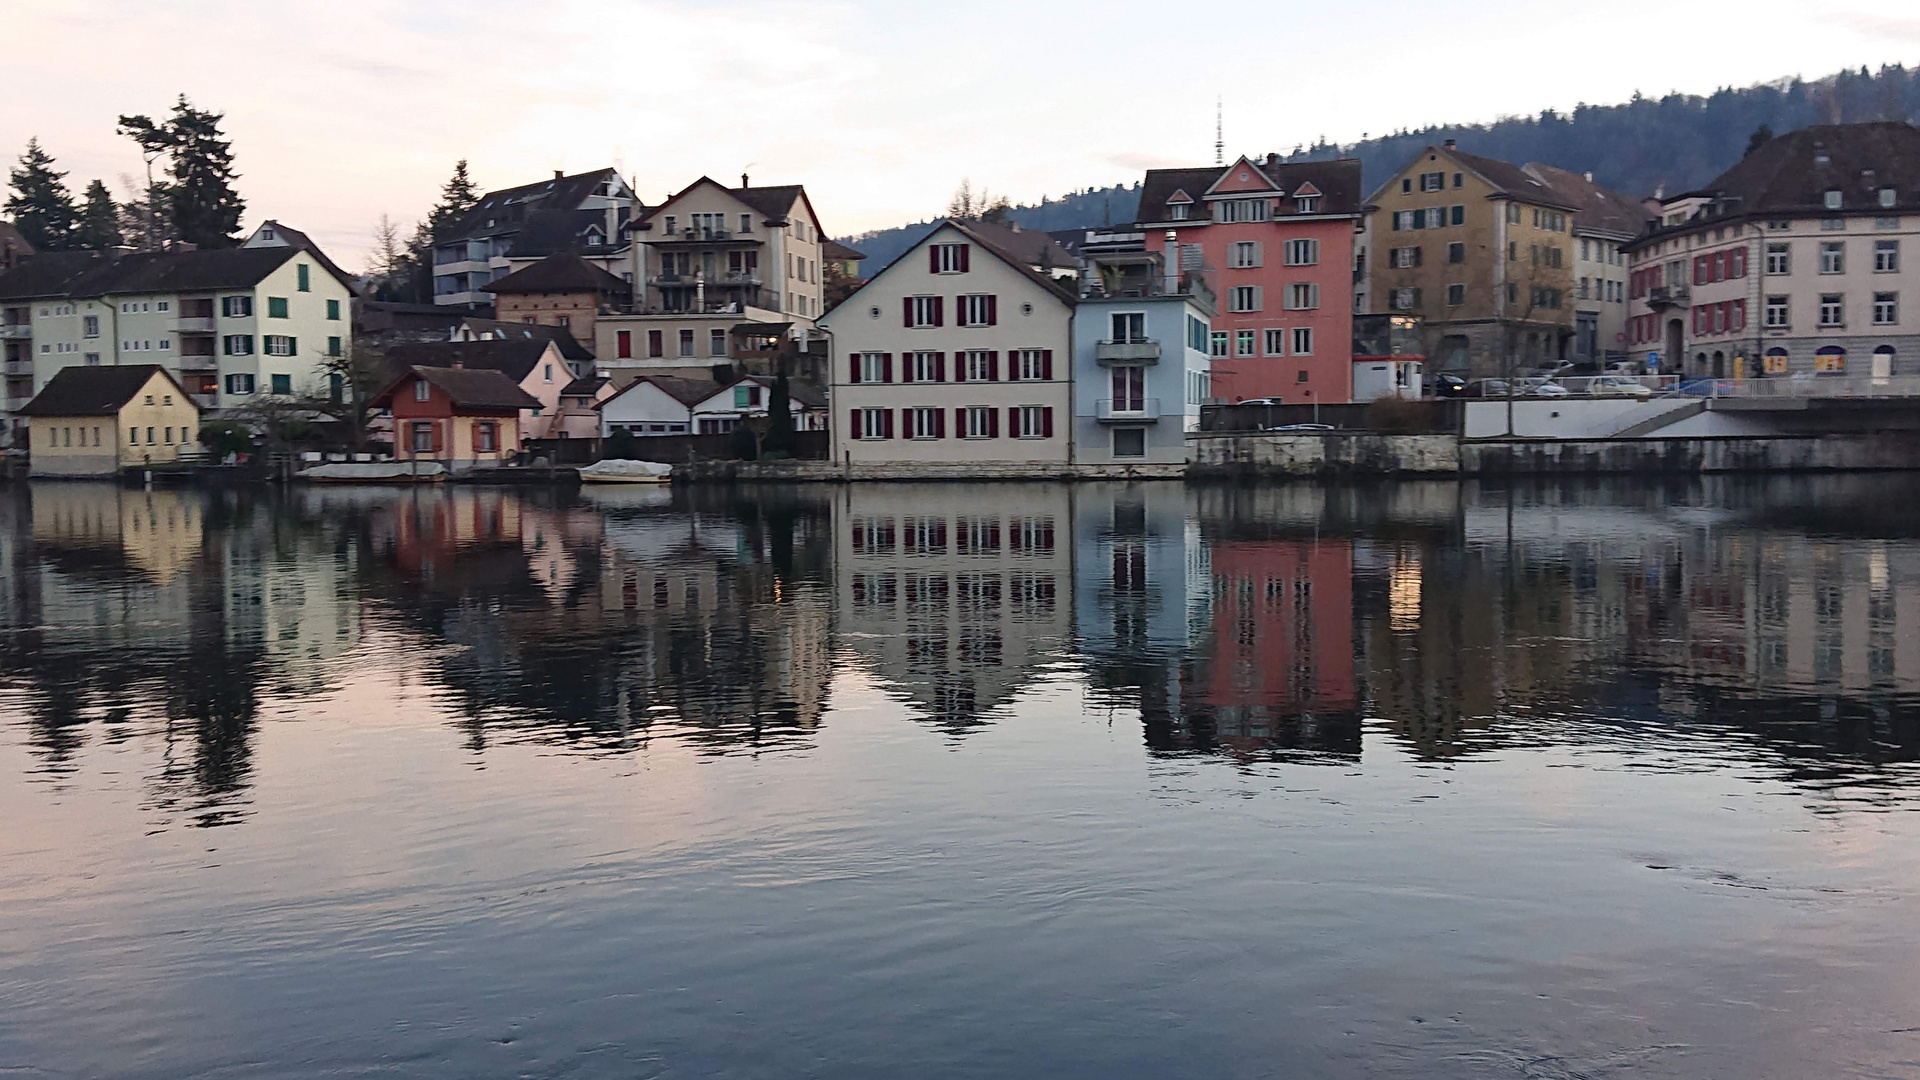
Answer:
[{"xmin": 1214, "ymin": 97, "xmax": 1224, "ymax": 165}]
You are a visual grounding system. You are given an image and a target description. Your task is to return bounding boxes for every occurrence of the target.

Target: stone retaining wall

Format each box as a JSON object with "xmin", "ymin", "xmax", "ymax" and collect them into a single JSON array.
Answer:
[{"xmin": 1186, "ymin": 433, "xmax": 1460, "ymax": 478}]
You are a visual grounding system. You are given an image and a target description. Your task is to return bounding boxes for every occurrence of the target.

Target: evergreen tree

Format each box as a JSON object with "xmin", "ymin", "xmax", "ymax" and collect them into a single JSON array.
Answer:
[
  {"xmin": 763, "ymin": 373, "xmax": 794, "ymax": 456},
  {"xmin": 117, "ymin": 96, "xmax": 245, "ymax": 248},
  {"xmin": 1745, "ymin": 125, "xmax": 1775, "ymax": 156},
  {"xmin": 5, "ymin": 138, "xmax": 77, "ymax": 251},
  {"xmin": 425, "ymin": 160, "xmax": 480, "ymax": 242},
  {"xmin": 75, "ymin": 179, "xmax": 123, "ymax": 250}
]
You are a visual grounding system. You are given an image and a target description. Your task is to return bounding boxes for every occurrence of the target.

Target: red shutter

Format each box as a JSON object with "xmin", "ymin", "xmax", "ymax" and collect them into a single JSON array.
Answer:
[
  {"xmin": 932, "ymin": 296, "xmax": 944, "ymax": 327},
  {"xmin": 882, "ymin": 353, "xmax": 894, "ymax": 383},
  {"xmin": 900, "ymin": 354, "xmax": 914, "ymax": 383},
  {"xmin": 934, "ymin": 352, "xmax": 946, "ymax": 382},
  {"xmin": 849, "ymin": 354, "xmax": 862, "ymax": 383},
  {"xmin": 850, "ymin": 408, "xmax": 861, "ymax": 438},
  {"xmin": 1008, "ymin": 407, "xmax": 1019, "ymax": 437},
  {"xmin": 958, "ymin": 244, "xmax": 970, "ymax": 272},
  {"xmin": 986, "ymin": 294, "xmax": 997, "ymax": 326},
  {"xmin": 933, "ymin": 409, "xmax": 945, "ymax": 438},
  {"xmin": 956, "ymin": 295, "xmax": 967, "ymax": 326},
  {"xmin": 903, "ymin": 297, "xmax": 914, "ymax": 326},
  {"xmin": 1041, "ymin": 407, "xmax": 1054, "ymax": 438},
  {"xmin": 987, "ymin": 351, "xmax": 999, "ymax": 381},
  {"xmin": 929, "ymin": 245, "xmax": 941, "ymax": 273},
  {"xmin": 884, "ymin": 410, "xmax": 896, "ymax": 439},
  {"xmin": 617, "ymin": 330, "xmax": 632, "ymax": 358},
  {"xmin": 988, "ymin": 408, "xmax": 999, "ymax": 438},
  {"xmin": 1040, "ymin": 349, "xmax": 1053, "ymax": 380}
]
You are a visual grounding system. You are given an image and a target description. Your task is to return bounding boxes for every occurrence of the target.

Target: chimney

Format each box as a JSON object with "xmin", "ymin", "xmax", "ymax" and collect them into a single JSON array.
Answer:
[
  {"xmin": 1164, "ymin": 230, "xmax": 1179, "ymax": 294},
  {"xmin": 741, "ymin": 173, "xmax": 750, "ymax": 188},
  {"xmin": 554, "ymin": 169, "xmax": 564, "ymax": 180},
  {"xmin": 1443, "ymin": 139, "xmax": 1457, "ymax": 150},
  {"xmin": 1584, "ymin": 171, "xmax": 1594, "ymax": 182}
]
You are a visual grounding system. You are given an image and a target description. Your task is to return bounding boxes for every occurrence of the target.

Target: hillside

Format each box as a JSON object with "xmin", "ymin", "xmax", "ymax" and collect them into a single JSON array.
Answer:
[{"xmin": 842, "ymin": 64, "xmax": 1920, "ymax": 272}]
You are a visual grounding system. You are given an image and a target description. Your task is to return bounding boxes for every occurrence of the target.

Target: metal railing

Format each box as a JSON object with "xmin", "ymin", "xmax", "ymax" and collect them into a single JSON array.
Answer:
[
  {"xmin": 1647, "ymin": 285, "xmax": 1690, "ymax": 307},
  {"xmin": 1096, "ymin": 397, "xmax": 1162, "ymax": 420},
  {"xmin": 0, "ymin": 324, "xmax": 29, "ymax": 340},
  {"xmin": 1464, "ymin": 373, "xmax": 1920, "ymax": 399},
  {"xmin": 175, "ymin": 317, "xmax": 215, "ymax": 332},
  {"xmin": 1095, "ymin": 339, "xmax": 1161, "ymax": 363}
]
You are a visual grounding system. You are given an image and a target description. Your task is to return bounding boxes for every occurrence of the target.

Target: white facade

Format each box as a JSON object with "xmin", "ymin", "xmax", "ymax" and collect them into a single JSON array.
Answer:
[{"xmin": 822, "ymin": 222, "xmax": 1075, "ymax": 466}]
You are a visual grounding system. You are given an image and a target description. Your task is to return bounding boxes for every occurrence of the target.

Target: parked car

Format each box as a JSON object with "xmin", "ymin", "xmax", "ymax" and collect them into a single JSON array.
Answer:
[
  {"xmin": 1431, "ymin": 374, "xmax": 1469, "ymax": 398},
  {"xmin": 1529, "ymin": 381, "xmax": 1571, "ymax": 397},
  {"xmin": 1266, "ymin": 422, "xmax": 1336, "ymax": 431},
  {"xmin": 1464, "ymin": 379, "xmax": 1511, "ymax": 398},
  {"xmin": 1587, "ymin": 376, "xmax": 1654, "ymax": 399},
  {"xmin": 1237, "ymin": 397, "xmax": 1285, "ymax": 407}
]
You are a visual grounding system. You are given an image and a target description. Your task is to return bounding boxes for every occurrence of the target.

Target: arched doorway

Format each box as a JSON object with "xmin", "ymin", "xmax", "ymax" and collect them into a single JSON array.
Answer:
[
  {"xmin": 1815, "ymin": 346, "xmax": 1846, "ymax": 375},
  {"xmin": 1872, "ymin": 345, "xmax": 1895, "ymax": 384},
  {"xmin": 1765, "ymin": 347, "xmax": 1789, "ymax": 376}
]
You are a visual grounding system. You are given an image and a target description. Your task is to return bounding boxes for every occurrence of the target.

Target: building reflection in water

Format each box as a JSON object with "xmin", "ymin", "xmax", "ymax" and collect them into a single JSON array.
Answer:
[{"xmin": 3, "ymin": 474, "xmax": 1919, "ymax": 823}]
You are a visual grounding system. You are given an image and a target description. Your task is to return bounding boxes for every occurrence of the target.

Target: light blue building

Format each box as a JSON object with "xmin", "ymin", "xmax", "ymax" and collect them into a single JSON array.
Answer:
[{"xmin": 1069, "ymin": 236, "xmax": 1215, "ymax": 465}]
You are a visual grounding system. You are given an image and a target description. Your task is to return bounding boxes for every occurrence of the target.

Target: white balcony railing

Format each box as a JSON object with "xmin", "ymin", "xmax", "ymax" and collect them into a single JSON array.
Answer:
[
  {"xmin": 176, "ymin": 317, "xmax": 216, "ymax": 332},
  {"xmin": 1095, "ymin": 397, "xmax": 1162, "ymax": 421},
  {"xmin": 1095, "ymin": 339, "xmax": 1160, "ymax": 363}
]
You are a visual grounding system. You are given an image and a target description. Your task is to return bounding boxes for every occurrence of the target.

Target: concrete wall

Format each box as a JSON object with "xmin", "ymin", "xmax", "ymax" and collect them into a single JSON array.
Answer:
[
  {"xmin": 1461, "ymin": 434, "xmax": 1920, "ymax": 474},
  {"xmin": 1187, "ymin": 433, "xmax": 1460, "ymax": 477}
]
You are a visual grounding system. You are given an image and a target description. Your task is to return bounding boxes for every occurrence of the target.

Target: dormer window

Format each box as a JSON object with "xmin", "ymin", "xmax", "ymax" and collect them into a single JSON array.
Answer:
[
  {"xmin": 1296, "ymin": 195, "xmax": 1321, "ymax": 213},
  {"xmin": 1882, "ymin": 188, "xmax": 1898, "ymax": 208},
  {"xmin": 1169, "ymin": 204, "xmax": 1189, "ymax": 220},
  {"xmin": 1824, "ymin": 190, "xmax": 1843, "ymax": 210}
]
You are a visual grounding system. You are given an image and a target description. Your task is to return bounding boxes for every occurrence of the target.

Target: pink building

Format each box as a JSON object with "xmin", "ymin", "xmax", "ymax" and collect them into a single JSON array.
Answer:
[{"xmin": 1135, "ymin": 155, "xmax": 1363, "ymax": 403}]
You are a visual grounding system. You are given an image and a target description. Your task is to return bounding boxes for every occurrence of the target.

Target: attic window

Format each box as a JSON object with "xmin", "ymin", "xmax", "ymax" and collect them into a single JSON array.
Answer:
[
  {"xmin": 1825, "ymin": 190, "xmax": 1843, "ymax": 210},
  {"xmin": 1882, "ymin": 188, "xmax": 1898, "ymax": 208},
  {"xmin": 1296, "ymin": 195, "xmax": 1321, "ymax": 213},
  {"xmin": 1169, "ymin": 204, "xmax": 1189, "ymax": 220}
]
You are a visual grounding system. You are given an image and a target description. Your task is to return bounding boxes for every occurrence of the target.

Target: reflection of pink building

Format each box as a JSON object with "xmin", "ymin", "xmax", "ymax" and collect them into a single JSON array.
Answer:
[
  {"xmin": 1135, "ymin": 156, "xmax": 1362, "ymax": 404},
  {"xmin": 1198, "ymin": 538, "xmax": 1355, "ymax": 737}
]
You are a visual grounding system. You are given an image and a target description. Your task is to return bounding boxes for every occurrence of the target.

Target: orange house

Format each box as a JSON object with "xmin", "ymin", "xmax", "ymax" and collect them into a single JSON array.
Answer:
[{"xmin": 370, "ymin": 366, "xmax": 541, "ymax": 471}]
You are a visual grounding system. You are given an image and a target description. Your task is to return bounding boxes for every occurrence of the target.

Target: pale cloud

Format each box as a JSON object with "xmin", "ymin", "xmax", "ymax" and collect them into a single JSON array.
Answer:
[{"xmin": 1, "ymin": 0, "xmax": 1913, "ymax": 274}]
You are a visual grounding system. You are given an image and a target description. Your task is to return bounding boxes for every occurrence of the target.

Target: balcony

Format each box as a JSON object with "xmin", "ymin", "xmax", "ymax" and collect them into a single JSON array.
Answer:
[
  {"xmin": 175, "ymin": 316, "xmax": 216, "ymax": 333},
  {"xmin": 0, "ymin": 324, "xmax": 29, "ymax": 340},
  {"xmin": 1095, "ymin": 339, "xmax": 1161, "ymax": 364},
  {"xmin": 1647, "ymin": 285, "xmax": 1690, "ymax": 309},
  {"xmin": 649, "ymin": 271, "xmax": 763, "ymax": 289},
  {"xmin": 1095, "ymin": 397, "xmax": 1162, "ymax": 422},
  {"xmin": 177, "ymin": 355, "xmax": 219, "ymax": 371},
  {"xmin": 4, "ymin": 359, "xmax": 31, "ymax": 376},
  {"xmin": 653, "ymin": 228, "xmax": 759, "ymax": 244}
]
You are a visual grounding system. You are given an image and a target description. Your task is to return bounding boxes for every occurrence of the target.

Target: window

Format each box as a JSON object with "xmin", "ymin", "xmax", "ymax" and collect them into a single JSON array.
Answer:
[
  {"xmin": 647, "ymin": 330, "xmax": 663, "ymax": 358},
  {"xmin": 1882, "ymin": 188, "xmax": 1899, "ymax": 208},
  {"xmin": 1506, "ymin": 203, "xmax": 1522, "ymax": 224},
  {"xmin": 1765, "ymin": 295, "xmax": 1790, "ymax": 328},
  {"xmin": 271, "ymin": 373, "xmax": 292, "ymax": 395},
  {"xmin": 1819, "ymin": 294, "xmax": 1844, "ymax": 327},
  {"xmin": 82, "ymin": 315, "xmax": 98, "ymax": 338},
  {"xmin": 296, "ymin": 264, "xmax": 311, "ymax": 291},
  {"xmin": 1168, "ymin": 203, "xmax": 1189, "ymax": 220},
  {"xmin": 957, "ymin": 294, "xmax": 997, "ymax": 326},
  {"xmin": 156, "ymin": 300, "xmax": 168, "ymax": 312},
  {"xmin": 1214, "ymin": 198, "xmax": 1270, "ymax": 223},
  {"xmin": 225, "ymin": 373, "xmax": 255, "ymax": 395},
  {"xmin": 222, "ymin": 334, "xmax": 253, "ymax": 355},
  {"xmin": 1825, "ymin": 190, "xmax": 1843, "ymax": 210},
  {"xmin": 1816, "ymin": 348, "xmax": 1847, "ymax": 373},
  {"xmin": 962, "ymin": 406, "xmax": 997, "ymax": 438},
  {"xmin": 1294, "ymin": 195, "xmax": 1319, "ymax": 213},
  {"xmin": 1285, "ymin": 283, "xmax": 1319, "ymax": 310},
  {"xmin": 1822, "ymin": 217, "xmax": 1846, "ymax": 231},
  {"xmin": 267, "ymin": 296, "xmax": 288, "ymax": 318},
  {"xmin": 1390, "ymin": 246, "xmax": 1421, "ymax": 268},
  {"xmin": 1390, "ymin": 287, "xmax": 1420, "ymax": 311},
  {"xmin": 741, "ymin": 213, "xmax": 753, "ymax": 234},
  {"xmin": 1875, "ymin": 240, "xmax": 1900, "ymax": 272},
  {"xmin": 1446, "ymin": 242, "xmax": 1464, "ymax": 264},
  {"xmin": 931, "ymin": 243, "xmax": 970, "ymax": 273},
  {"xmin": 1264, "ymin": 328, "xmax": 1285, "ymax": 355},
  {"xmin": 1447, "ymin": 283, "xmax": 1466, "ymax": 306},
  {"xmin": 264, "ymin": 334, "xmax": 295, "ymax": 356},
  {"xmin": 856, "ymin": 352, "xmax": 892, "ymax": 383},
  {"xmin": 1419, "ymin": 171, "xmax": 1445, "ymax": 192},
  {"xmin": 1228, "ymin": 285, "xmax": 1261, "ymax": 312},
  {"xmin": 1228, "ymin": 241, "xmax": 1262, "ymax": 268},
  {"xmin": 414, "ymin": 379, "xmax": 431, "ymax": 401},
  {"xmin": 410, "ymin": 421, "xmax": 434, "ymax": 453},
  {"xmin": 1291, "ymin": 327, "xmax": 1313, "ymax": 355},
  {"xmin": 903, "ymin": 351, "xmax": 943, "ymax": 383},
  {"xmin": 957, "ymin": 350, "xmax": 994, "ymax": 382},
  {"xmin": 906, "ymin": 407, "xmax": 944, "ymax": 439},
  {"xmin": 1010, "ymin": 349, "xmax": 1050, "ymax": 381},
  {"xmin": 1820, "ymin": 242, "xmax": 1845, "ymax": 274},
  {"xmin": 1111, "ymin": 427, "xmax": 1146, "ymax": 458},
  {"xmin": 1282, "ymin": 239, "xmax": 1318, "ymax": 265},
  {"xmin": 1110, "ymin": 311, "xmax": 1146, "ymax": 343},
  {"xmin": 1235, "ymin": 329, "xmax": 1255, "ymax": 356},
  {"xmin": 221, "ymin": 295, "xmax": 252, "ymax": 318},
  {"xmin": 679, "ymin": 329, "xmax": 695, "ymax": 357},
  {"xmin": 1012, "ymin": 405, "xmax": 1052, "ymax": 438},
  {"xmin": 906, "ymin": 295, "xmax": 944, "ymax": 327},
  {"xmin": 475, "ymin": 422, "xmax": 497, "ymax": 453},
  {"xmin": 853, "ymin": 408, "xmax": 892, "ymax": 440},
  {"xmin": 662, "ymin": 215, "xmax": 676, "ymax": 235},
  {"xmin": 1209, "ymin": 332, "xmax": 1228, "ymax": 358},
  {"xmin": 1530, "ymin": 287, "xmax": 1563, "ymax": 310},
  {"xmin": 1874, "ymin": 292, "xmax": 1898, "ymax": 325},
  {"xmin": 1766, "ymin": 243, "xmax": 1790, "ymax": 274},
  {"xmin": 710, "ymin": 328, "xmax": 727, "ymax": 356},
  {"xmin": 734, "ymin": 384, "xmax": 763, "ymax": 408},
  {"xmin": 1401, "ymin": 178, "xmax": 1412, "ymax": 194}
]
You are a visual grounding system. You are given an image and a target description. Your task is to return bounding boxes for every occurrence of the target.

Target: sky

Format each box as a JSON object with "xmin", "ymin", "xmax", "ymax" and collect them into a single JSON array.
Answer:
[{"xmin": 3, "ymin": 0, "xmax": 1918, "ymax": 273}]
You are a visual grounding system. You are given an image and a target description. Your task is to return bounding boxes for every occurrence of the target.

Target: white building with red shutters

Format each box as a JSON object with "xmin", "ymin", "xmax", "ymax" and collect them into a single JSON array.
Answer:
[{"xmin": 821, "ymin": 220, "xmax": 1075, "ymax": 466}]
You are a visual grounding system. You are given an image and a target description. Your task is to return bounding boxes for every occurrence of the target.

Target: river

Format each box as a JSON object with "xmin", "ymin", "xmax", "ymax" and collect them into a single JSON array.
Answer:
[{"xmin": 2, "ymin": 477, "xmax": 1918, "ymax": 1078}]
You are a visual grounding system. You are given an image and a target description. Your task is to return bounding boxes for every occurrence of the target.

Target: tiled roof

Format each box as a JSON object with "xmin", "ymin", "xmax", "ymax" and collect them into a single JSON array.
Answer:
[
  {"xmin": 371, "ymin": 366, "xmax": 542, "ymax": 411},
  {"xmin": 615, "ymin": 375, "xmax": 719, "ymax": 407},
  {"xmin": 0, "ymin": 250, "xmax": 107, "ymax": 300},
  {"xmin": 455, "ymin": 318, "xmax": 594, "ymax": 362},
  {"xmin": 0, "ymin": 247, "xmax": 353, "ymax": 301},
  {"xmin": 1523, "ymin": 164, "xmax": 1648, "ymax": 238},
  {"xmin": 1444, "ymin": 149, "xmax": 1582, "ymax": 210},
  {"xmin": 1687, "ymin": 122, "xmax": 1920, "ymax": 214},
  {"xmin": 729, "ymin": 184, "xmax": 803, "ymax": 222},
  {"xmin": 1136, "ymin": 158, "xmax": 1364, "ymax": 224},
  {"xmin": 822, "ymin": 238, "xmax": 866, "ymax": 262},
  {"xmin": 18, "ymin": 364, "xmax": 186, "ymax": 416},
  {"xmin": 384, "ymin": 338, "xmax": 555, "ymax": 383},
  {"xmin": 481, "ymin": 253, "xmax": 629, "ymax": 295},
  {"xmin": 947, "ymin": 221, "xmax": 1078, "ymax": 306},
  {"xmin": 952, "ymin": 220, "xmax": 1077, "ymax": 272},
  {"xmin": 447, "ymin": 168, "xmax": 626, "ymax": 242},
  {"xmin": 560, "ymin": 375, "xmax": 609, "ymax": 397}
]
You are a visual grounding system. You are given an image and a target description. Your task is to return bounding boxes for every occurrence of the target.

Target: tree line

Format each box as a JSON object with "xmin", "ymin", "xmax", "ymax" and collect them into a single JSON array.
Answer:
[
  {"xmin": 4, "ymin": 95, "xmax": 245, "ymax": 253},
  {"xmin": 364, "ymin": 160, "xmax": 481, "ymax": 303}
]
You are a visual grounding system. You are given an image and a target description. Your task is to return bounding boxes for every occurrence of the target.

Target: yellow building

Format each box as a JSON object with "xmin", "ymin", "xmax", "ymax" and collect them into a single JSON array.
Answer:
[
  {"xmin": 20, "ymin": 364, "xmax": 201, "ymax": 477},
  {"xmin": 1363, "ymin": 141, "xmax": 1593, "ymax": 378}
]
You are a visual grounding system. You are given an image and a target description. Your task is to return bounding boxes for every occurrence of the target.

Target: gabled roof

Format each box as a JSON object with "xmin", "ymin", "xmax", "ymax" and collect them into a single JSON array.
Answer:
[
  {"xmin": 1204, "ymin": 155, "xmax": 1282, "ymax": 195},
  {"xmin": 1523, "ymin": 164, "xmax": 1647, "ymax": 238},
  {"xmin": 1441, "ymin": 148, "xmax": 1583, "ymax": 211},
  {"xmin": 951, "ymin": 220, "xmax": 1077, "ymax": 273},
  {"xmin": 242, "ymin": 220, "xmax": 357, "ymax": 292},
  {"xmin": 509, "ymin": 207, "xmax": 627, "ymax": 259},
  {"xmin": 560, "ymin": 375, "xmax": 610, "ymax": 398},
  {"xmin": 371, "ymin": 366, "xmax": 543, "ymax": 411},
  {"xmin": 18, "ymin": 364, "xmax": 190, "ymax": 417},
  {"xmin": 446, "ymin": 168, "xmax": 629, "ymax": 242},
  {"xmin": 601, "ymin": 374, "xmax": 720, "ymax": 409},
  {"xmin": 0, "ymin": 246, "xmax": 356, "ymax": 301},
  {"xmin": 634, "ymin": 177, "xmax": 821, "ymax": 232},
  {"xmin": 1136, "ymin": 158, "xmax": 1364, "ymax": 224},
  {"xmin": 455, "ymin": 318, "xmax": 594, "ymax": 362},
  {"xmin": 384, "ymin": 338, "xmax": 558, "ymax": 383},
  {"xmin": 0, "ymin": 250, "xmax": 107, "ymax": 301},
  {"xmin": 820, "ymin": 219, "xmax": 1077, "ymax": 322},
  {"xmin": 481, "ymin": 253, "xmax": 629, "ymax": 296},
  {"xmin": 0, "ymin": 221, "xmax": 34, "ymax": 266},
  {"xmin": 822, "ymin": 238, "xmax": 866, "ymax": 262}
]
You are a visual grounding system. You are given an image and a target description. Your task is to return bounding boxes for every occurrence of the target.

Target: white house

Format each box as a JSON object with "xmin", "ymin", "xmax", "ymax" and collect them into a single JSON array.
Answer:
[
  {"xmin": 821, "ymin": 220, "xmax": 1076, "ymax": 466},
  {"xmin": 599, "ymin": 374, "xmax": 828, "ymax": 437}
]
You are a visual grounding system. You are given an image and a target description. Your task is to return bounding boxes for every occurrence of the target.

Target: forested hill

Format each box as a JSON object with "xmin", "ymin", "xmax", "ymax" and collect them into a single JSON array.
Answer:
[{"xmin": 842, "ymin": 64, "xmax": 1920, "ymax": 272}]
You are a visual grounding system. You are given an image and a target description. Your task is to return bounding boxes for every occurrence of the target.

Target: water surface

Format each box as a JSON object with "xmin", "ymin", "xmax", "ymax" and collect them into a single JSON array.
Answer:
[{"xmin": 3, "ymin": 477, "xmax": 1920, "ymax": 1078}]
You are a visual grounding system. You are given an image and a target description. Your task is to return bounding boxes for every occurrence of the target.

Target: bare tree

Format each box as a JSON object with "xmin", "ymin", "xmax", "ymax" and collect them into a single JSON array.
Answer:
[
  {"xmin": 946, "ymin": 179, "xmax": 1014, "ymax": 224},
  {"xmin": 370, "ymin": 214, "xmax": 404, "ymax": 277}
]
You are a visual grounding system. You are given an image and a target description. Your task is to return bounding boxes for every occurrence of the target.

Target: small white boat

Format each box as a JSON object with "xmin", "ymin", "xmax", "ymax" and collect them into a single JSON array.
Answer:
[
  {"xmin": 578, "ymin": 459, "xmax": 673, "ymax": 484},
  {"xmin": 298, "ymin": 461, "xmax": 446, "ymax": 484}
]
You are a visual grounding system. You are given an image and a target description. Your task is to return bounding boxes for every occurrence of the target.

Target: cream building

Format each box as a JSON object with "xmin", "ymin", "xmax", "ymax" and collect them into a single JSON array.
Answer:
[
  {"xmin": 19, "ymin": 364, "xmax": 201, "ymax": 476},
  {"xmin": 821, "ymin": 220, "xmax": 1077, "ymax": 467}
]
